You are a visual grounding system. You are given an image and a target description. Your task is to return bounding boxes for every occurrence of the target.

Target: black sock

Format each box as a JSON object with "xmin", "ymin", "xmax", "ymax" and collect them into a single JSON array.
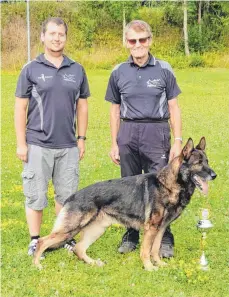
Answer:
[{"xmin": 31, "ymin": 235, "xmax": 40, "ymax": 241}]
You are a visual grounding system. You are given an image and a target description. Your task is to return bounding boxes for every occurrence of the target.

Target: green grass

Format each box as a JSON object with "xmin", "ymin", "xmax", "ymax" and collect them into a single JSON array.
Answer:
[{"xmin": 1, "ymin": 68, "xmax": 229, "ymax": 297}]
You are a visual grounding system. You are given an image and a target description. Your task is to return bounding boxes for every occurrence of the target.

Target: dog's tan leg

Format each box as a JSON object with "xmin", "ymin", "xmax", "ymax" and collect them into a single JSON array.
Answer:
[
  {"xmin": 151, "ymin": 226, "xmax": 167, "ymax": 267},
  {"xmin": 34, "ymin": 232, "xmax": 69, "ymax": 268},
  {"xmin": 151, "ymin": 206, "xmax": 183, "ymax": 266},
  {"xmin": 140, "ymin": 226, "xmax": 158, "ymax": 271},
  {"xmin": 73, "ymin": 213, "xmax": 113, "ymax": 267}
]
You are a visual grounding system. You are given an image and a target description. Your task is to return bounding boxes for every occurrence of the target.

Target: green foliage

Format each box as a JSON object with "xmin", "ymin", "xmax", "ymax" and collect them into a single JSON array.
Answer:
[
  {"xmin": 188, "ymin": 54, "xmax": 206, "ymax": 68},
  {"xmin": 104, "ymin": 1, "xmax": 141, "ymax": 23},
  {"xmin": 165, "ymin": 55, "xmax": 190, "ymax": 69},
  {"xmin": 178, "ymin": 24, "xmax": 221, "ymax": 54},
  {"xmin": 79, "ymin": 18, "xmax": 96, "ymax": 48},
  {"xmin": 163, "ymin": 1, "xmax": 229, "ymax": 54},
  {"xmin": 164, "ymin": 2, "xmax": 183, "ymax": 27},
  {"xmin": 2, "ymin": 1, "xmax": 229, "ymax": 70},
  {"xmin": 132, "ymin": 6, "xmax": 165, "ymax": 37},
  {"xmin": 188, "ymin": 25, "xmax": 211, "ymax": 53},
  {"xmin": 2, "ymin": 68, "xmax": 229, "ymax": 297}
]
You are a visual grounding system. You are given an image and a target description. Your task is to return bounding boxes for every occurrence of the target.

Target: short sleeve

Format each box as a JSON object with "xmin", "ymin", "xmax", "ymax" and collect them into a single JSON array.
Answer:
[
  {"xmin": 79, "ymin": 67, "xmax": 90, "ymax": 99},
  {"xmin": 165, "ymin": 65, "xmax": 181, "ymax": 100},
  {"xmin": 105, "ymin": 71, "xmax": 121, "ymax": 104},
  {"xmin": 15, "ymin": 65, "xmax": 33, "ymax": 98}
]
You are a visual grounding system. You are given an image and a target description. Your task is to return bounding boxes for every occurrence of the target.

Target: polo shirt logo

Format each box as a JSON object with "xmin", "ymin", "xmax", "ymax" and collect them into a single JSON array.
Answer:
[
  {"xmin": 38, "ymin": 74, "xmax": 53, "ymax": 82},
  {"xmin": 147, "ymin": 79, "xmax": 161, "ymax": 88},
  {"xmin": 62, "ymin": 74, "xmax": 76, "ymax": 83}
]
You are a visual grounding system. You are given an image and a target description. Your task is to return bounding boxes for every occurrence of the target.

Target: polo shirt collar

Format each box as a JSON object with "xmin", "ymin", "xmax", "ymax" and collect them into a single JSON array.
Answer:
[
  {"xmin": 35, "ymin": 53, "xmax": 75, "ymax": 68},
  {"xmin": 127, "ymin": 53, "xmax": 156, "ymax": 67}
]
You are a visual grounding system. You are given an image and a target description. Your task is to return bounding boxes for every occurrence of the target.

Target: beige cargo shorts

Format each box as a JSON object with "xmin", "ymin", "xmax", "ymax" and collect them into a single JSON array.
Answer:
[{"xmin": 21, "ymin": 144, "xmax": 79, "ymax": 210}]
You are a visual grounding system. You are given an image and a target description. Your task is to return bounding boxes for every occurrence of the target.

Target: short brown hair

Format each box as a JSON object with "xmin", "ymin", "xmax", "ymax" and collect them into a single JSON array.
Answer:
[
  {"xmin": 41, "ymin": 17, "xmax": 68, "ymax": 35},
  {"xmin": 125, "ymin": 20, "xmax": 152, "ymax": 39}
]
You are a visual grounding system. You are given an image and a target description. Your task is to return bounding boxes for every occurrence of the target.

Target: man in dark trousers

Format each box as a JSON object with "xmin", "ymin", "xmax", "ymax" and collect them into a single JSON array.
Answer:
[
  {"xmin": 105, "ymin": 20, "xmax": 182, "ymax": 257},
  {"xmin": 15, "ymin": 17, "xmax": 90, "ymax": 257}
]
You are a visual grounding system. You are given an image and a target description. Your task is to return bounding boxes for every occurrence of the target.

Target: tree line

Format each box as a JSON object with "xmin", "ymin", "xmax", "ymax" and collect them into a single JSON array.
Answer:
[{"xmin": 2, "ymin": 1, "xmax": 229, "ymax": 69}]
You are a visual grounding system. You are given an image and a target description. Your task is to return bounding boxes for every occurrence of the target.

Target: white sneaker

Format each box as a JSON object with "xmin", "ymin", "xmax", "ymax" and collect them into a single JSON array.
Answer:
[{"xmin": 28, "ymin": 239, "xmax": 45, "ymax": 259}]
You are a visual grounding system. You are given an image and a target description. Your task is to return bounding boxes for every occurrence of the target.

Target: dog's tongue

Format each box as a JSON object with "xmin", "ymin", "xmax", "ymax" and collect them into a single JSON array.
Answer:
[{"xmin": 196, "ymin": 176, "xmax": 209, "ymax": 195}]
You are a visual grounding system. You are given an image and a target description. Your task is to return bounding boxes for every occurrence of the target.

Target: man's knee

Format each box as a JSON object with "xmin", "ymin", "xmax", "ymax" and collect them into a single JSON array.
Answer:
[
  {"xmin": 54, "ymin": 168, "xmax": 79, "ymax": 205},
  {"xmin": 25, "ymin": 194, "xmax": 48, "ymax": 211}
]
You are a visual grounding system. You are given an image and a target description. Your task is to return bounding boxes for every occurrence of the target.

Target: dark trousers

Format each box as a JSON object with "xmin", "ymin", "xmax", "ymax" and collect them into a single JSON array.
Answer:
[
  {"xmin": 117, "ymin": 121, "xmax": 171, "ymax": 243},
  {"xmin": 118, "ymin": 121, "xmax": 171, "ymax": 176}
]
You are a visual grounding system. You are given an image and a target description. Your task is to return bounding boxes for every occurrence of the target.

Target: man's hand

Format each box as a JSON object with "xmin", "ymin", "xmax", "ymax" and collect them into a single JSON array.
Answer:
[
  {"xmin": 169, "ymin": 141, "xmax": 182, "ymax": 162},
  {"xmin": 77, "ymin": 139, "xmax": 85, "ymax": 160},
  {"xmin": 16, "ymin": 144, "xmax": 28, "ymax": 162},
  {"xmin": 109, "ymin": 144, "xmax": 120, "ymax": 165}
]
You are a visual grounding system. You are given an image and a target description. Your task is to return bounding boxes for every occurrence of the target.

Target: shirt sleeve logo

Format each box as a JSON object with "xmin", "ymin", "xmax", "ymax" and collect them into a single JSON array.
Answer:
[
  {"xmin": 147, "ymin": 78, "xmax": 161, "ymax": 88},
  {"xmin": 62, "ymin": 74, "xmax": 76, "ymax": 83}
]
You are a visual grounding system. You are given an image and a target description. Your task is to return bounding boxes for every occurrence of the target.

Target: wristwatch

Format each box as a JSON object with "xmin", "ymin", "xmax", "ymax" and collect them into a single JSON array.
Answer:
[
  {"xmin": 77, "ymin": 136, "xmax": 86, "ymax": 140},
  {"xmin": 174, "ymin": 137, "xmax": 183, "ymax": 142}
]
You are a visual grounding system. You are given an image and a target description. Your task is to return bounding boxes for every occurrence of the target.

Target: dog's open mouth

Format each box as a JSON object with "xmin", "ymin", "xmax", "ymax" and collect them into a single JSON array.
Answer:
[{"xmin": 192, "ymin": 175, "xmax": 208, "ymax": 195}]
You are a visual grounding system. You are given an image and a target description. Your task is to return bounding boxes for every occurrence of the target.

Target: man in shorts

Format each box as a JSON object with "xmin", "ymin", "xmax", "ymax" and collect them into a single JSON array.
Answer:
[{"xmin": 15, "ymin": 17, "xmax": 90, "ymax": 256}]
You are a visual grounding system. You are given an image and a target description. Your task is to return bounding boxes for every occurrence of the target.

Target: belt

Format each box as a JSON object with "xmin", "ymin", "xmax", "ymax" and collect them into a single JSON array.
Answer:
[{"xmin": 122, "ymin": 118, "xmax": 168, "ymax": 123}]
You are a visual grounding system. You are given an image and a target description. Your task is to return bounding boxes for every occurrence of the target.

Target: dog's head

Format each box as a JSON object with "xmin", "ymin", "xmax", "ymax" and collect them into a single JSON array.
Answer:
[
  {"xmin": 157, "ymin": 137, "xmax": 217, "ymax": 195},
  {"xmin": 180, "ymin": 137, "xmax": 217, "ymax": 194}
]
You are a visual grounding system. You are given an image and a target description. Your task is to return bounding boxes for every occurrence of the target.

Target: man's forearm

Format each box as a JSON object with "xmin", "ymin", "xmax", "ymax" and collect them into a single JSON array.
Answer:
[
  {"xmin": 110, "ymin": 104, "xmax": 120, "ymax": 146},
  {"xmin": 168, "ymin": 98, "xmax": 182, "ymax": 141},
  {"xmin": 15, "ymin": 101, "xmax": 27, "ymax": 147},
  {"xmin": 170, "ymin": 106, "xmax": 182, "ymax": 139},
  {"xmin": 77, "ymin": 99, "xmax": 88, "ymax": 137},
  {"xmin": 168, "ymin": 98, "xmax": 182, "ymax": 160}
]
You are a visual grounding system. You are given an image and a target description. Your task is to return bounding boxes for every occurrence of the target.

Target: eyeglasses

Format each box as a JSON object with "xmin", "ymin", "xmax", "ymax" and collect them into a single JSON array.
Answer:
[{"xmin": 127, "ymin": 36, "xmax": 150, "ymax": 46}]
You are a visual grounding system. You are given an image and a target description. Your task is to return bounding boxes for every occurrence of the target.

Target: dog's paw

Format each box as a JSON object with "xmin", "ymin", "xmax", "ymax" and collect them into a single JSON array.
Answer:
[
  {"xmin": 144, "ymin": 262, "xmax": 158, "ymax": 271},
  {"xmin": 95, "ymin": 259, "xmax": 105, "ymax": 267},
  {"xmin": 34, "ymin": 263, "xmax": 43, "ymax": 270},
  {"xmin": 33, "ymin": 257, "xmax": 43, "ymax": 269},
  {"xmin": 156, "ymin": 260, "xmax": 167, "ymax": 267}
]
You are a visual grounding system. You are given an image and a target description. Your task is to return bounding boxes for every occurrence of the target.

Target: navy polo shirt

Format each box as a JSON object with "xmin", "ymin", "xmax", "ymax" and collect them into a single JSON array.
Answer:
[
  {"xmin": 15, "ymin": 54, "xmax": 90, "ymax": 148},
  {"xmin": 105, "ymin": 54, "xmax": 181, "ymax": 120}
]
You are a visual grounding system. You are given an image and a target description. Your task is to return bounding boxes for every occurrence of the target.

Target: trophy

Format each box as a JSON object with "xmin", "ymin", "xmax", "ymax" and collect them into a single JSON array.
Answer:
[{"xmin": 196, "ymin": 208, "xmax": 213, "ymax": 270}]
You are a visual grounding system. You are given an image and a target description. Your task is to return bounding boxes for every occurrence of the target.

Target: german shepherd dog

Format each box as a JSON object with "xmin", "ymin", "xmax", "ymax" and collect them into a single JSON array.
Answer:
[{"xmin": 34, "ymin": 137, "xmax": 216, "ymax": 271}]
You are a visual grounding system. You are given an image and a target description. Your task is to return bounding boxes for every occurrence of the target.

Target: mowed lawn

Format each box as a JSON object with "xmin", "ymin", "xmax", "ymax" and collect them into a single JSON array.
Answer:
[{"xmin": 1, "ymin": 68, "xmax": 229, "ymax": 297}]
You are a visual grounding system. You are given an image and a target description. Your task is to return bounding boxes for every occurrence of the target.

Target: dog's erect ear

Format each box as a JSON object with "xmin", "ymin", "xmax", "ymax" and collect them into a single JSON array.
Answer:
[
  {"xmin": 171, "ymin": 155, "xmax": 184, "ymax": 175},
  {"xmin": 157, "ymin": 155, "xmax": 183, "ymax": 191},
  {"xmin": 196, "ymin": 137, "xmax": 206, "ymax": 151},
  {"xmin": 182, "ymin": 138, "xmax": 194, "ymax": 160}
]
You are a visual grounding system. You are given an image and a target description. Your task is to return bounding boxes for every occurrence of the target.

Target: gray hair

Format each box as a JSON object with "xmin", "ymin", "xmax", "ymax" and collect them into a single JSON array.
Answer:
[
  {"xmin": 125, "ymin": 20, "xmax": 153, "ymax": 39},
  {"xmin": 41, "ymin": 17, "xmax": 68, "ymax": 35}
]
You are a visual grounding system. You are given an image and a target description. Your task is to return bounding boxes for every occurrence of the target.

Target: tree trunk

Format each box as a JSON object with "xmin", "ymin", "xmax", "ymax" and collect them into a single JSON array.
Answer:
[
  {"xmin": 198, "ymin": 0, "xmax": 202, "ymax": 35},
  {"xmin": 183, "ymin": 0, "xmax": 190, "ymax": 56},
  {"xmin": 122, "ymin": 7, "xmax": 126, "ymax": 46}
]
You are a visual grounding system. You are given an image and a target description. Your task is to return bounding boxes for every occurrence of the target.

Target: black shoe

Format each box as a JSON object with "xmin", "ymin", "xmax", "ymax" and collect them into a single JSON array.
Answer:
[
  {"xmin": 46, "ymin": 238, "xmax": 77, "ymax": 252},
  {"xmin": 160, "ymin": 227, "xmax": 174, "ymax": 258},
  {"xmin": 118, "ymin": 228, "xmax": 139, "ymax": 254},
  {"xmin": 64, "ymin": 238, "xmax": 77, "ymax": 252}
]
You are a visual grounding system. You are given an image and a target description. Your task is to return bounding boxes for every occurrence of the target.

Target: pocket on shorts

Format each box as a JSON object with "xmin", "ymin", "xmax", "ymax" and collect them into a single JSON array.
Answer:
[{"xmin": 21, "ymin": 169, "xmax": 37, "ymax": 197}]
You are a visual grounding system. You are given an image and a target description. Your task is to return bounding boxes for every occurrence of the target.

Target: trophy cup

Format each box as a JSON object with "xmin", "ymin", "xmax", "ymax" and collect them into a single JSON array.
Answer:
[{"xmin": 196, "ymin": 209, "xmax": 213, "ymax": 270}]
